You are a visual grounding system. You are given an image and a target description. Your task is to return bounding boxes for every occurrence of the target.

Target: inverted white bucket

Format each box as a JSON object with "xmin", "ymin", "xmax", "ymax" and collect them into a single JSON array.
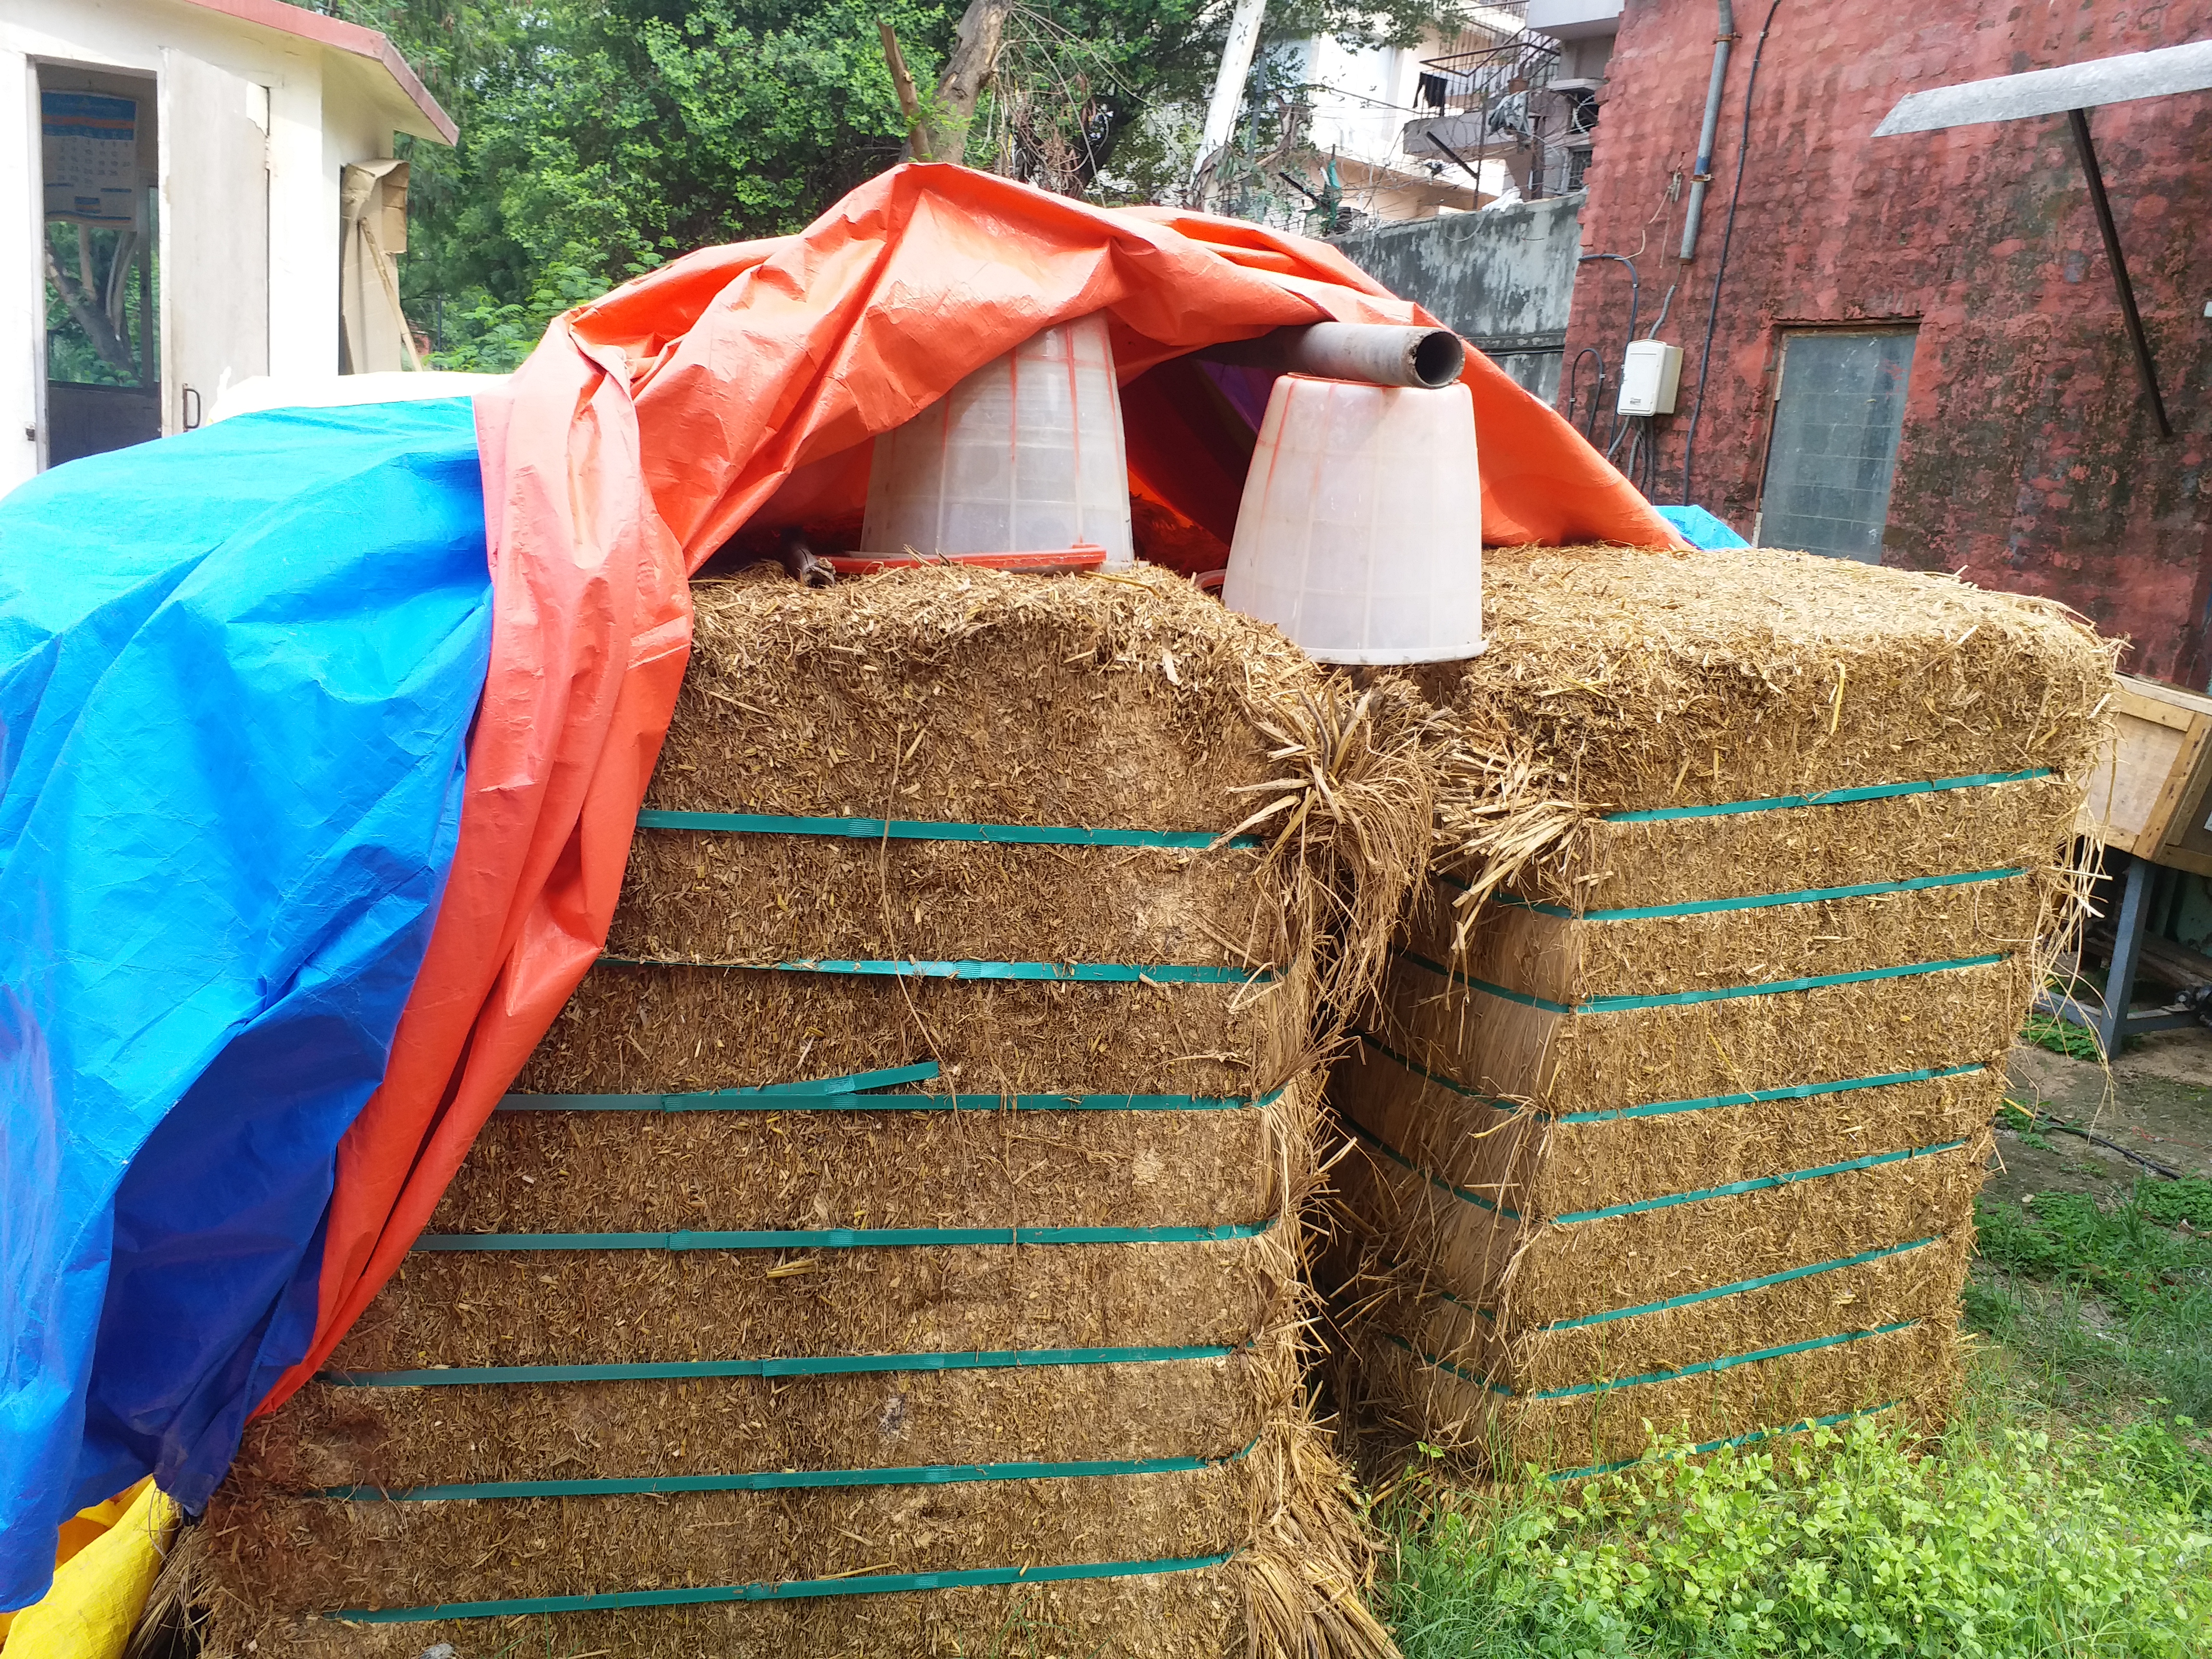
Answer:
[
  {"xmin": 862, "ymin": 313, "xmax": 1134, "ymax": 567},
  {"xmin": 1220, "ymin": 375, "xmax": 1483, "ymax": 665}
]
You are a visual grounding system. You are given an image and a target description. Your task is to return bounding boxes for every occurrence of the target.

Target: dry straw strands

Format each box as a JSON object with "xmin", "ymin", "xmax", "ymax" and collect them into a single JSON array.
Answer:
[
  {"xmin": 1334, "ymin": 545, "xmax": 2116, "ymax": 1475},
  {"xmin": 194, "ymin": 565, "xmax": 1434, "ymax": 1659}
]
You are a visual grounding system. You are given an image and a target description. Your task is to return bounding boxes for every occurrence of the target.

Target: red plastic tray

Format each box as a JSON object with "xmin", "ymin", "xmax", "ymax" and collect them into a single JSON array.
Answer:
[{"xmin": 825, "ymin": 545, "xmax": 1110, "ymax": 577}]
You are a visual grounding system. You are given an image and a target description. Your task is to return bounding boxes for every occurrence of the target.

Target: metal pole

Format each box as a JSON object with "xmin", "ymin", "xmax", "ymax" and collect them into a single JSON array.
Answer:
[
  {"xmin": 2068, "ymin": 107, "xmax": 2173, "ymax": 440},
  {"xmin": 2099, "ymin": 854, "xmax": 2157, "ymax": 1056}
]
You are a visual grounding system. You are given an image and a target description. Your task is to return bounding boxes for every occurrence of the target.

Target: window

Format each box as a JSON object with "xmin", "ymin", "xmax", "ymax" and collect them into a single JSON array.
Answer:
[{"xmin": 1755, "ymin": 328, "xmax": 1917, "ymax": 562}]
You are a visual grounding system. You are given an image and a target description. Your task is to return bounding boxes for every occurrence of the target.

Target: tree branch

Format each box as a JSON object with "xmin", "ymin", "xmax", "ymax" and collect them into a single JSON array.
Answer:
[
  {"xmin": 880, "ymin": 21, "xmax": 930, "ymax": 162},
  {"xmin": 45, "ymin": 240, "xmax": 137, "ymax": 376},
  {"xmin": 922, "ymin": 0, "xmax": 1015, "ymax": 164}
]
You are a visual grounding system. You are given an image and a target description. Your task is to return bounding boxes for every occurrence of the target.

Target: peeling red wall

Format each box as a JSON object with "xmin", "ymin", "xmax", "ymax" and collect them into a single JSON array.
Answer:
[{"xmin": 1564, "ymin": 0, "xmax": 2212, "ymax": 684}]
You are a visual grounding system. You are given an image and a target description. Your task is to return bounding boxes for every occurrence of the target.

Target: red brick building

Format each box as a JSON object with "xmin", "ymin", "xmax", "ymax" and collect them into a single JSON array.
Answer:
[{"xmin": 1563, "ymin": 1, "xmax": 2212, "ymax": 684}]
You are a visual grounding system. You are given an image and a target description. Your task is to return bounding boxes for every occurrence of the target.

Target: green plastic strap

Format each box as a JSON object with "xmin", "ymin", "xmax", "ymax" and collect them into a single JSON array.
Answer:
[
  {"xmin": 1342, "ymin": 1118, "xmax": 1521, "ymax": 1220},
  {"xmin": 1554, "ymin": 1063, "xmax": 1986, "ymax": 1125},
  {"xmin": 1488, "ymin": 866, "xmax": 2023, "ymax": 922},
  {"xmin": 1536, "ymin": 1238, "xmax": 1939, "ymax": 1332},
  {"xmin": 1352, "ymin": 1035, "xmax": 1984, "ymax": 1125},
  {"xmin": 1547, "ymin": 1403, "xmax": 1899, "ymax": 1483},
  {"xmin": 1395, "ymin": 1320, "xmax": 1914, "ymax": 1400},
  {"xmin": 1346, "ymin": 1115, "xmax": 1962, "ymax": 1229},
  {"xmin": 637, "ymin": 807, "xmax": 1258, "ymax": 850},
  {"xmin": 499, "ymin": 1084, "xmax": 1282, "ymax": 1114},
  {"xmin": 842, "ymin": 1089, "xmax": 1278, "ymax": 1112},
  {"xmin": 499, "ymin": 1060, "xmax": 938, "ymax": 1110},
  {"xmin": 328, "ymin": 1550, "xmax": 1238, "ymax": 1623},
  {"xmin": 412, "ymin": 1219, "xmax": 1278, "ymax": 1252},
  {"xmin": 1601, "ymin": 768, "xmax": 2053, "ymax": 824},
  {"xmin": 1395, "ymin": 948, "xmax": 2005, "ymax": 1014},
  {"xmin": 319, "ymin": 1442, "xmax": 1253, "ymax": 1502},
  {"xmin": 322, "ymin": 1345, "xmax": 1235, "ymax": 1388},
  {"xmin": 1351, "ymin": 1032, "xmax": 1521, "ymax": 1113},
  {"xmin": 600, "ymin": 954, "xmax": 1268, "ymax": 985},
  {"xmin": 1551, "ymin": 1140, "xmax": 1967, "ymax": 1226}
]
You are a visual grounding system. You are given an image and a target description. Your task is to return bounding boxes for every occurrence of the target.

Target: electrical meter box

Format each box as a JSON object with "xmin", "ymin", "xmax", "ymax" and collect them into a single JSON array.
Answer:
[{"xmin": 1617, "ymin": 339, "xmax": 1683, "ymax": 416}]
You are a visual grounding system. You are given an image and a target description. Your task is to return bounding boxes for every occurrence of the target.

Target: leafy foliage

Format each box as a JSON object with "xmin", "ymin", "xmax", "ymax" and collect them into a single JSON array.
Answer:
[
  {"xmin": 1382, "ymin": 1412, "xmax": 2212, "ymax": 1659},
  {"xmin": 323, "ymin": 0, "xmax": 1455, "ymax": 368},
  {"xmin": 2019, "ymin": 1009, "xmax": 2102, "ymax": 1059}
]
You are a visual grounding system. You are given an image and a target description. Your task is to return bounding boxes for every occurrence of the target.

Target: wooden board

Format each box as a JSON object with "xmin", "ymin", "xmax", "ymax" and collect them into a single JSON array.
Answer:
[{"xmin": 2080, "ymin": 673, "xmax": 2212, "ymax": 874}]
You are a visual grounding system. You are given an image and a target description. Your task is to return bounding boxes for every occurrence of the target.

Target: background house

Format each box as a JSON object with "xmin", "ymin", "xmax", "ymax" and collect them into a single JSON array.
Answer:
[
  {"xmin": 1559, "ymin": 0, "xmax": 2212, "ymax": 684},
  {"xmin": 1, "ymin": 0, "xmax": 452, "ymax": 489}
]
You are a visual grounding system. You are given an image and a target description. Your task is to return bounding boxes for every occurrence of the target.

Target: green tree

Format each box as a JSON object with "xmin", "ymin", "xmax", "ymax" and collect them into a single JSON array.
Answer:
[{"xmin": 325, "ymin": 0, "xmax": 1451, "ymax": 369}]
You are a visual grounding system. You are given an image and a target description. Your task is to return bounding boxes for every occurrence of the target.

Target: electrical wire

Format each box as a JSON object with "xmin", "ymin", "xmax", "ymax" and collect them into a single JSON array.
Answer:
[
  {"xmin": 1677, "ymin": 0, "xmax": 1784, "ymax": 508},
  {"xmin": 1564, "ymin": 347, "xmax": 1607, "ymax": 438}
]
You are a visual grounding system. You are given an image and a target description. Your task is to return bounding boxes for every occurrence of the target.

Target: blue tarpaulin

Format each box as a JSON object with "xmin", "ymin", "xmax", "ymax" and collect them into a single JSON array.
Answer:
[
  {"xmin": 1654, "ymin": 504, "xmax": 1751, "ymax": 550},
  {"xmin": 0, "ymin": 400, "xmax": 492, "ymax": 1610}
]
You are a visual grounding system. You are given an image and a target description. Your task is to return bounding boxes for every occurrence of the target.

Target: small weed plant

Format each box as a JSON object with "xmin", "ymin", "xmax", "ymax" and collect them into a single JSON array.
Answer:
[{"xmin": 1383, "ymin": 1409, "xmax": 2212, "ymax": 1658}]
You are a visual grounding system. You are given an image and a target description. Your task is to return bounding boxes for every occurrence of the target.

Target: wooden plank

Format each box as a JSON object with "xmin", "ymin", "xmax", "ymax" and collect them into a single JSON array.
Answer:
[{"xmin": 2080, "ymin": 673, "xmax": 2212, "ymax": 852}]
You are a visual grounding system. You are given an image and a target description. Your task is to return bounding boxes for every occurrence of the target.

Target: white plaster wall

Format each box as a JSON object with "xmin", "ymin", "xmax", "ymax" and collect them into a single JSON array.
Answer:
[
  {"xmin": 1, "ymin": 52, "xmax": 39, "ymax": 490},
  {"xmin": 0, "ymin": 0, "xmax": 429, "ymax": 493}
]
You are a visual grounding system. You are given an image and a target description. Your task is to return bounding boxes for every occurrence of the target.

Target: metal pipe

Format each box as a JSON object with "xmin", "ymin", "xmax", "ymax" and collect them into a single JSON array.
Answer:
[
  {"xmin": 2068, "ymin": 107, "xmax": 2173, "ymax": 440},
  {"xmin": 1202, "ymin": 323, "xmax": 1467, "ymax": 388},
  {"xmin": 1678, "ymin": 1, "xmax": 1736, "ymax": 261}
]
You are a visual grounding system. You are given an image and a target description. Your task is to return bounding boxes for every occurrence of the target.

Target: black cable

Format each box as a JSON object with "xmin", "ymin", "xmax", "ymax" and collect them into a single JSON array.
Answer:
[
  {"xmin": 1576, "ymin": 252, "xmax": 1641, "ymax": 351},
  {"xmin": 1577, "ymin": 252, "xmax": 1642, "ymax": 453},
  {"xmin": 1565, "ymin": 347, "xmax": 1607, "ymax": 438},
  {"xmin": 1678, "ymin": 0, "xmax": 1784, "ymax": 508}
]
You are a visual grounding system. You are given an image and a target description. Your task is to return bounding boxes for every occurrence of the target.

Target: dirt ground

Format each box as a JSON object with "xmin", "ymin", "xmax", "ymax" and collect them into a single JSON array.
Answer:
[{"xmin": 1990, "ymin": 1028, "xmax": 2212, "ymax": 1203}]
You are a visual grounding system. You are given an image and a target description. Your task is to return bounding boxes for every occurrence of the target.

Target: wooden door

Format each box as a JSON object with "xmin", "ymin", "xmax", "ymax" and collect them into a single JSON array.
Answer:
[{"xmin": 158, "ymin": 50, "xmax": 268, "ymax": 434}]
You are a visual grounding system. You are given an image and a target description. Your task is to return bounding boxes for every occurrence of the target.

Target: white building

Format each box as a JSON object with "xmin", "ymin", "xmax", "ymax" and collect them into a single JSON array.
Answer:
[{"xmin": 1, "ymin": 0, "xmax": 451, "ymax": 490}]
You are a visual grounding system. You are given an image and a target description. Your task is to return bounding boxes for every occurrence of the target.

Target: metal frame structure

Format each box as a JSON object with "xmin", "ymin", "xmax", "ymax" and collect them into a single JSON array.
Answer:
[
  {"xmin": 2037, "ymin": 856, "xmax": 2198, "ymax": 1058},
  {"xmin": 1875, "ymin": 40, "xmax": 2212, "ymax": 442}
]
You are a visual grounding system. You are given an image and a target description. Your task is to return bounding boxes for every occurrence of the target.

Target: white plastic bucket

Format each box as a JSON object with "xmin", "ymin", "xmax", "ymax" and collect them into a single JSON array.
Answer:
[
  {"xmin": 1220, "ymin": 375, "xmax": 1483, "ymax": 664},
  {"xmin": 862, "ymin": 313, "xmax": 1135, "ymax": 567}
]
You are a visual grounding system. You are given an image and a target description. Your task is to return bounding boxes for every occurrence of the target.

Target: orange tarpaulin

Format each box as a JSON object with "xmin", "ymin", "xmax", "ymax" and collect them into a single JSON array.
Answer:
[{"xmin": 262, "ymin": 164, "xmax": 1676, "ymax": 1410}]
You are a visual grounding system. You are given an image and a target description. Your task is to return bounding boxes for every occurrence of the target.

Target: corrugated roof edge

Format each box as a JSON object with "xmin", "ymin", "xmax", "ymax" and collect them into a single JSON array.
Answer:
[{"xmin": 173, "ymin": 0, "xmax": 457, "ymax": 144}]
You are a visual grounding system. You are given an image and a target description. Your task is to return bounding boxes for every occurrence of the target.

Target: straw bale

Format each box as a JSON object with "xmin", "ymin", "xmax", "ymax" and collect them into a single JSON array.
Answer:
[
  {"xmin": 212, "ymin": 565, "xmax": 1438, "ymax": 1659},
  {"xmin": 329, "ymin": 1238, "xmax": 1286, "ymax": 1373},
  {"xmin": 1418, "ymin": 545, "xmax": 2115, "ymax": 819},
  {"xmin": 1334, "ymin": 1035, "xmax": 2002, "ymax": 1220},
  {"xmin": 436, "ymin": 1100, "xmax": 1271, "ymax": 1235},
  {"xmin": 1332, "ymin": 1132, "xmax": 1989, "ymax": 1329},
  {"xmin": 1362, "ymin": 1316, "xmax": 1953, "ymax": 1473},
  {"xmin": 1413, "ymin": 873, "xmax": 2045, "ymax": 1007},
  {"xmin": 1378, "ymin": 954, "xmax": 2028, "ymax": 1117},
  {"xmin": 610, "ymin": 833, "xmax": 1272, "ymax": 969},
  {"xmin": 197, "ymin": 1567, "xmax": 1243, "ymax": 1659},
  {"xmin": 1393, "ymin": 1229, "xmax": 1971, "ymax": 1394},
  {"xmin": 196, "ymin": 1412, "xmax": 1392, "ymax": 1659},
  {"xmin": 664, "ymin": 566, "xmax": 1442, "ymax": 1029},
  {"xmin": 1503, "ymin": 772, "xmax": 2083, "ymax": 914},
  {"xmin": 207, "ymin": 1463, "xmax": 1251, "ymax": 1615},
  {"xmin": 521, "ymin": 963, "xmax": 1274, "ymax": 1099},
  {"xmin": 245, "ymin": 1352, "xmax": 1281, "ymax": 1493}
]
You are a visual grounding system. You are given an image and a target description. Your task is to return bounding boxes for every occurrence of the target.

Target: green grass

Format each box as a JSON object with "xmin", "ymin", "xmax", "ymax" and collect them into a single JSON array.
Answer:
[
  {"xmin": 1966, "ymin": 1178, "xmax": 2212, "ymax": 1419},
  {"xmin": 1379, "ymin": 1401, "xmax": 2212, "ymax": 1658}
]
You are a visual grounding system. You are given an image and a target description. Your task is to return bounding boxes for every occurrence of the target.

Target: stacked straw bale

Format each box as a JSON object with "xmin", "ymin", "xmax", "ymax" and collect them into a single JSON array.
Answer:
[
  {"xmin": 188, "ymin": 565, "xmax": 1432, "ymax": 1658},
  {"xmin": 1330, "ymin": 545, "xmax": 2115, "ymax": 1479}
]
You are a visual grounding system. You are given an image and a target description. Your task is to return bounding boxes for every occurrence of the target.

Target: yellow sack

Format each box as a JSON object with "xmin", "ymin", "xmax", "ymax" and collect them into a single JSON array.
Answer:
[{"xmin": 0, "ymin": 1481, "xmax": 180, "ymax": 1658}]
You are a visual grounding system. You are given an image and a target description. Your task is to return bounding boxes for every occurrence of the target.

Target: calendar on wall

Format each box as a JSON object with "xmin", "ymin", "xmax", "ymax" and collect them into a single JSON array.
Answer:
[{"xmin": 42, "ymin": 91, "xmax": 141, "ymax": 227}]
